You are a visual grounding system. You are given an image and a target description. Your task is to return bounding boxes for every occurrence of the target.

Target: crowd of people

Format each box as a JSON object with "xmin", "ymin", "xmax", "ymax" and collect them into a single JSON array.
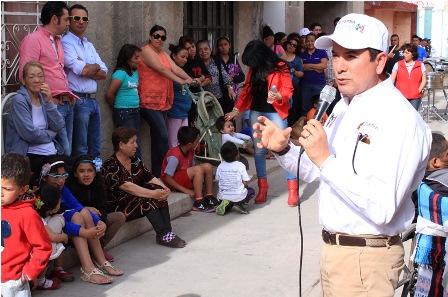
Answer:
[{"xmin": 1, "ymin": 1, "xmax": 446, "ymax": 297}]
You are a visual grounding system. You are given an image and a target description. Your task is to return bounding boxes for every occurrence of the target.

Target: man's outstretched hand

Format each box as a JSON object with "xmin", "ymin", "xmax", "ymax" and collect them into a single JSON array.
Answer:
[{"xmin": 252, "ymin": 116, "xmax": 291, "ymax": 152}]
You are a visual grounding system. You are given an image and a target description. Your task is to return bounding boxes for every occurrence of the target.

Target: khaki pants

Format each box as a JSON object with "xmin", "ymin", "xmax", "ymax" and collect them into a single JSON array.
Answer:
[{"xmin": 320, "ymin": 241, "xmax": 405, "ymax": 297}]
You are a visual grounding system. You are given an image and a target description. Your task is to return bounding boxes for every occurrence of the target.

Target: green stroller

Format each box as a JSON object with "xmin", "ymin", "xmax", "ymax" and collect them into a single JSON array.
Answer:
[{"xmin": 186, "ymin": 86, "xmax": 224, "ymax": 167}]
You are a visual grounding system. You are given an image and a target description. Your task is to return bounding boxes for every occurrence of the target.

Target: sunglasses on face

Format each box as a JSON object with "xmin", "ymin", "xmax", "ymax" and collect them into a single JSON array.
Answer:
[
  {"xmin": 47, "ymin": 173, "xmax": 69, "ymax": 180},
  {"xmin": 288, "ymin": 42, "xmax": 298, "ymax": 48},
  {"xmin": 70, "ymin": 15, "xmax": 89, "ymax": 22},
  {"xmin": 152, "ymin": 33, "xmax": 167, "ymax": 41}
]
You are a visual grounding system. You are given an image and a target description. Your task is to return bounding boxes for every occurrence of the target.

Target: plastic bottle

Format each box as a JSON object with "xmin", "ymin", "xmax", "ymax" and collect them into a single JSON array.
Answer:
[{"xmin": 267, "ymin": 85, "xmax": 278, "ymax": 104}]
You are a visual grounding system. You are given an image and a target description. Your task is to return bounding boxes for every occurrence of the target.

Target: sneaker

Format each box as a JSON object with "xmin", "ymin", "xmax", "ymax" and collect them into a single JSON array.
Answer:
[
  {"xmin": 232, "ymin": 203, "xmax": 250, "ymax": 214},
  {"xmin": 204, "ymin": 195, "xmax": 220, "ymax": 207},
  {"xmin": 216, "ymin": 199, "xmax": 231, "ymax": 216},
  {"xmin": 51, "ymin": 269, "xmax": 75, "ymax": 282},
  {"xmin": 192, "ymin": 200, "xmax": 215, "ymax": 213}
]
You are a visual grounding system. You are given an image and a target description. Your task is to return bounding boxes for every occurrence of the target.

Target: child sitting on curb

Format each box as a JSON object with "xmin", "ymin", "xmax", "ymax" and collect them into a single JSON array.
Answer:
[
  {"xmin": 216, "ymin": 142, "xmax": 255, "ymax": 215},
  {"xmin": 161, "ymin": 126, "xmax": 219, "ymax": 213}
]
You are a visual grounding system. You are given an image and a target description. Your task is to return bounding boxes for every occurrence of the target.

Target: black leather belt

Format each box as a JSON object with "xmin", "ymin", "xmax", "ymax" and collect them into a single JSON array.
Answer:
[
  {"xmin": 73, "ymin": 92, "xmax": 96, "ymax": 99},
  {"xmin": 322, "ymin": 230, "xmax": 400, "ymax": 247},
  {"xmin": 55, "ymin": 95, "xmax": 70, "ymax": 102}
]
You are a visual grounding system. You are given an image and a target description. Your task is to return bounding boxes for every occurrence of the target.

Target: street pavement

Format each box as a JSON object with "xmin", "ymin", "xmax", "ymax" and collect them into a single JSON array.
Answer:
[{"xmin": 34, "ymin": 91, "xmax": 446, "ymax": 297}]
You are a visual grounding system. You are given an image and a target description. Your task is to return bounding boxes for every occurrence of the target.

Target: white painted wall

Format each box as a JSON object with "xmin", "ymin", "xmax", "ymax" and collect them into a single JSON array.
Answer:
[{"xmin": 263, "ymin": 1, "xmax": 286, "ymax": 33}]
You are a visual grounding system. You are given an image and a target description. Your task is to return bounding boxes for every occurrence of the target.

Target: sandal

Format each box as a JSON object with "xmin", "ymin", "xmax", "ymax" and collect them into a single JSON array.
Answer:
[
  {"xmin": 80, "ymin": 267, "xmax": 113, "ymax": 285},
  {"xmin": 95, "ymin": 260, "xmax": 124, "ymax": 276}
]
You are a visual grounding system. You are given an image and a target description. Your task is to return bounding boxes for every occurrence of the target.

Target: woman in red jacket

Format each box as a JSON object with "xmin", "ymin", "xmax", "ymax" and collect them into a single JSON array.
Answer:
[
  {"xmin": 226, "ymin": 40, "xmax": 298, "ymax": 206},
  {"xmin": 391, "ymin": 44, "xmax": 427, "ymax": 111}
]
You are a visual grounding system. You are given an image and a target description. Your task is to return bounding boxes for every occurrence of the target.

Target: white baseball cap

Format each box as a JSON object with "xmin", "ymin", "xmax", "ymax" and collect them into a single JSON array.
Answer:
[
  {"xmin": 299, "ymin": 28, "xmax": 311, "ymax": 37},
  {"xmin": 315, "ymin": 13, "xmax": 388, "ymax": 53}
]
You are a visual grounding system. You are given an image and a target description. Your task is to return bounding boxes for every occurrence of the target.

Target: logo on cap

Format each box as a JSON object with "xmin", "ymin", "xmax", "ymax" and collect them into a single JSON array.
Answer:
[{"xmin": 355, "ymin": 24, "xmax": 365, "ymax": 33}]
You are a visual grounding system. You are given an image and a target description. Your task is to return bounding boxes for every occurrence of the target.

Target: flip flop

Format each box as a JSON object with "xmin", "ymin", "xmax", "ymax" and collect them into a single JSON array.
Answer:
[{"xmin": 95, "ymin": 260, "xmax": 124, "ymax": 276}]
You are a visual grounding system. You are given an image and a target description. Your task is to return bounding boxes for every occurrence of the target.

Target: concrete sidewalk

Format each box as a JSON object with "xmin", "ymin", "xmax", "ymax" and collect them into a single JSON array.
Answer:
[{"xmin": 34, "ymin": 90, "xmax": 446, "ymax": 296}]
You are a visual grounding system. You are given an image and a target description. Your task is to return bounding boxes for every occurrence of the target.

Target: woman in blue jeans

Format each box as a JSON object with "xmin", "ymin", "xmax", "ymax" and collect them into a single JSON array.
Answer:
[
  {"xmin": 226, "ymin": 40, "xmax": 299, "ymax": 207},
  {"xmin": 106, "ymin": 44, "xmax": 142, "ymax": 158}
]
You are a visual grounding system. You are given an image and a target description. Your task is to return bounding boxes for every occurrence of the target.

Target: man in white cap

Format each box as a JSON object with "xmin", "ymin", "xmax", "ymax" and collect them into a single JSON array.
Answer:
[{"xmin": 253, "ymin": 13, "xmax": 431, "ymax": 296}]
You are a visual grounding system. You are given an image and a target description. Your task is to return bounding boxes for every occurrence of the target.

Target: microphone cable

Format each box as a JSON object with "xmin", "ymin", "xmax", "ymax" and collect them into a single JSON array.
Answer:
[{"xmin": 297, "ymin": 149, "xmax": 305, "ymax": 297}]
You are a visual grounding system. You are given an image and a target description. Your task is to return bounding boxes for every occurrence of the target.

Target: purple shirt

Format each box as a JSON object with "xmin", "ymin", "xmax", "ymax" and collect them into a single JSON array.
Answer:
[
  {"xmin": 300, "ymin": 49, "xmax": 328, "ymax": 85},
  {"xmin": 19, "ymin": 27, "xmax": 71, "ymax": 97}
]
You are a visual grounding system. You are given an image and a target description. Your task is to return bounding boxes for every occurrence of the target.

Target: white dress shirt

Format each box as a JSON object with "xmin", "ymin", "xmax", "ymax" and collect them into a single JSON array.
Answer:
[{"xmin": 277, "ymin": 78, "xmax": 431, "ymax": 236}]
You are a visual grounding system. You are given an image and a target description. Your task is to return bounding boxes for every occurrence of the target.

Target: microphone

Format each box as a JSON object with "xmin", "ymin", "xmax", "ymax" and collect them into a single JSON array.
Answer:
[{"xmin": 299, "ymin": 85, "xmax": 337, "ymax": 155}]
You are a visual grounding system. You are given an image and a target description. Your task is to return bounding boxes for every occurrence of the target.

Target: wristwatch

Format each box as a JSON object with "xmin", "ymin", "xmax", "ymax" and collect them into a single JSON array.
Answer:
[{"xmin": 192, "ymin": 79, "xmax": 198, "ymax": 85}]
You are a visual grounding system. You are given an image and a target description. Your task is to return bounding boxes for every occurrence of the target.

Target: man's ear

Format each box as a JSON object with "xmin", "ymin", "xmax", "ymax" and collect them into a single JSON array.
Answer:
[
  {"xmin": 427, "ymin": 157, "xmax": 439, "ymax": 171},
  {"xmin": 376, "ymin": 52, "xmax": 388, "ymax": 75}
]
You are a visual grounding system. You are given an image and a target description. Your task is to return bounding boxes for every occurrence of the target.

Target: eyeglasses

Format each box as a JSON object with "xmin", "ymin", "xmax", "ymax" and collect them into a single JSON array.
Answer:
[
  {"xmin": 152, "ymin": 33, "xmax": 167, "ymax": 41},
  {"xmin": 288, "ymin": 42, "xmax": 298, "ymax": 48},
  {"xmin": 47, "ymin": 173, "xmax": 69, "ymax": 180},
  {"xmin": 70, "ymin": 15, "xmax": 89, "ymax": 22}
]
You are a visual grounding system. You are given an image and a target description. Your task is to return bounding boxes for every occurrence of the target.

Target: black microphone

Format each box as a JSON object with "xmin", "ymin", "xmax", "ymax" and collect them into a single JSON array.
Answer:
[{"xmin": 299, "ymin": 85, "xmax": 337, "ymax": 155}]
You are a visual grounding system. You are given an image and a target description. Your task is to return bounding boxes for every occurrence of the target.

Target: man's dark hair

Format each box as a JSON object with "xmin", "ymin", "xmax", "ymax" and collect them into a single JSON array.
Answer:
[
  {"xmin": 412, "ymin": 35, "xmax": 422, "ymax": 42},
  {"xmin": 215, "ymin": 116, "xmax": 226, "ymax": 132},
  {"xmin": 367, "ymin": 48, "xmax": 387, "ymax": 75},
  {"xmin": 221, "ymin": 141, "xmax": 239, "ymax": 163},
  {"xmin": 177, "ymin": 126, "xmax": 199, "ymax": 145},
  {"xmin": 179, "ymin": 35, "xmax": 195, "ymax": 46},
  {"xmin": 390, "ymin": 34, "xmax": 399, "ymax": 40},
  {"xmin": 1, "ymin": 153, "xmax": 31, "ymax": 187},
  {"xmin": 309, "ymin": 22, "xmax": 322, "ymax": 31},
  {"xmin": 333, "ymin": 17, "xmax": 341, "ymax": 27},
  {"xmin": 261, "ymin": 25, "xmax": 274, "ymax": 39},
  {"xmin": 430, "ymin": 133, "xmax": 447, "ymax": 160},
  {"xmin": 40, "ymin": 1, "xmax": 68, "ymax": 25},
  {"xmin": 68, "ymin": 3, "xmax": 88, "ymax": 15}
]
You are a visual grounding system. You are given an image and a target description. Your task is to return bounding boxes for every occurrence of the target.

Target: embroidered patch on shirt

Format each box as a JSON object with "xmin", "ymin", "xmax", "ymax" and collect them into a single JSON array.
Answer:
[
  {"xmin": 356, "ymin": 122, "xmax": 378, "ymax": 144},
  {"xmin": 325, "ymin": 113, "xmax": 338, "ymax": 128}
]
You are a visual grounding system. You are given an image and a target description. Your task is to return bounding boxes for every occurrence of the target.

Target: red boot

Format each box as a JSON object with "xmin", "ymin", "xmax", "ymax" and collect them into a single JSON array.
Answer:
[
  {"xmin": 254, "ymin": 178, "xmax": 268, "ymax": 204},
  {"xmin": 287, "ymin": 180, "xmax": 299, "ymax": 207}
]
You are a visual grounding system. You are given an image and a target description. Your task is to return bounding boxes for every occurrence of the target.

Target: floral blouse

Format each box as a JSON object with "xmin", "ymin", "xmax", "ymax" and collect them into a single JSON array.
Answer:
[
  {"xmin": 203, "ymin": 57, "xmax": 233, "ymax": 99},
  {"xmin": 102, "ymin": 154, "xmax": 168, "ymax": 221}
]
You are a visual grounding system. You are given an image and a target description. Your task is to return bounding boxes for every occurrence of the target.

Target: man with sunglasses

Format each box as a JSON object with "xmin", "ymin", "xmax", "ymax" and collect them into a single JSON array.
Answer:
[
  {"xmin": 253, "ymin": 14, "xmax": 431, "ymax": 296},
  {"xmin": 19, "ymin": 1, "xmax": 76, "ymax": 157},
  {"xmin": 61, "ymin": 4, "xmax": 107, "ymax": 158}
]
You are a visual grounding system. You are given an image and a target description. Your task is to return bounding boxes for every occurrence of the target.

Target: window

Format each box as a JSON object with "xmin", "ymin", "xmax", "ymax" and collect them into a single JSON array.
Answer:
[{"xmin": 183, "ymin": 2, "xmax": 234, "ymax": 50}]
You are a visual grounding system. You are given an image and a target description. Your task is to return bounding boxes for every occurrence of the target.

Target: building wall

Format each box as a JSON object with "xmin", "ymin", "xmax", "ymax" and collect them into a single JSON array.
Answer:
[
  {"xmin": 285, "ymin": 1, "xmax": 305, "ymax": 34},
  {"xmin": 68, "ymin": 1, "xmax": 263, "ymax": 167},
  {"xmin": 263, "ymin": 1, "xmax": 286, "ymax": 33}
]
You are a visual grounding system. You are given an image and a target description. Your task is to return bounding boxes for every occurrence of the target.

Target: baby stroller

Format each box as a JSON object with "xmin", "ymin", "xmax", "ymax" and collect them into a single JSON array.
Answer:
[{"xmin": 186, "ymin": 85, "xmax": 224, "ymax": 167}]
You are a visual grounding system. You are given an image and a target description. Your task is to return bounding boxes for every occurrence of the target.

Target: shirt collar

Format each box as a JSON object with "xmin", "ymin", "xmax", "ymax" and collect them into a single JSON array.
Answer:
[
  {"xmin": 39, "ymin": 26, "xmax": 60, "ymax": 40},
  {"xmin": 66, "ymin": 31, "xmax": 87, "ymax": 44}
]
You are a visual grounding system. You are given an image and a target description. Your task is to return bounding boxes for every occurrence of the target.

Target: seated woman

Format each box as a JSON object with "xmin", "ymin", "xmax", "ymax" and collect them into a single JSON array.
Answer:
[
  {"xmin": 39, "ymin": 156, "xmax": 123, "ymax": 285},
  {"xmin": 65, "ymin": 155, "xmax": 126, "ymax": 262},
  {"xmin": 5, "ymin": 61, "xmax": 73, "ymax": 175},
  {"xmin": 101, "ymin": 126, "xmax": 186, "ymax": 248}
]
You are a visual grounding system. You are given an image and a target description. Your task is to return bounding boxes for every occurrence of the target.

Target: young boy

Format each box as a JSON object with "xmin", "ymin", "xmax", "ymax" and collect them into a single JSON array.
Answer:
[
  {"xmin": 216, "ymin": 116, "xmax": 254, "ymax": 155},
  {"xmin": 215, "ymin": 142, "xmax": 255, "ymax": 216},
  {"xmin": 1, "ymin": 153, "xmax": 52, "ymax": 296},
  {"xmin": 161, "ymin": 126, "xmax": 219, "ymax": 213}
]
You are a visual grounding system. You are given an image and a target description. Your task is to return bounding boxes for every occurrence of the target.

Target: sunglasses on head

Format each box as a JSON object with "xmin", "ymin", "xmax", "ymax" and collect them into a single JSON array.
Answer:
[
  {"xmin": 70, "ymin": 15, "xmax": 89, "ymax": 22},
  {"xmin": 152, "ymin": 33, "xmax": 167, "ymax": 41},
  {"xmin": 288, "ymin": 42, "xmax": 298, "ymax": 48}
]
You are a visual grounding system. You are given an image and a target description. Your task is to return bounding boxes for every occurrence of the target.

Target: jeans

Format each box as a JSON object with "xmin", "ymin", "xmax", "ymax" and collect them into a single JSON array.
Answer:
[
  {"xmin": 301, "ymin": 83, "xmax": 326, "ymax": 117},
  {"xmin": 408, "ymin": 98, "xmax": 422, "ymax": 111},
  {"xmin": 113, "ymin": 108, "xmax": 141, "ymax": 159},
  {"xmin": 250, "ymin": 110, "xmax": 296, "ymax": 181},
  {"xmin": 140, "ymin": 108, "xmax": 169, "ymax": 177},
  {"xmin": 55, "ymin": 103, "xmax": 74, "ymax": 156},
  {"xmin": 72, "ymin": 97, "xmax": 102, "ymax": 158}
]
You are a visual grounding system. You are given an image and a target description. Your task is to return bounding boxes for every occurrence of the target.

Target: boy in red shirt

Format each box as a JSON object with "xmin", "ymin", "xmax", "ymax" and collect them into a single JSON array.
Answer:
[
  {"xmin": 1, "ymin": 153, "xmax": 52, "ymax": 296},
  {"xmin": 161, "ymin": 126, "xmax": 218, "ymax": 213}
]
